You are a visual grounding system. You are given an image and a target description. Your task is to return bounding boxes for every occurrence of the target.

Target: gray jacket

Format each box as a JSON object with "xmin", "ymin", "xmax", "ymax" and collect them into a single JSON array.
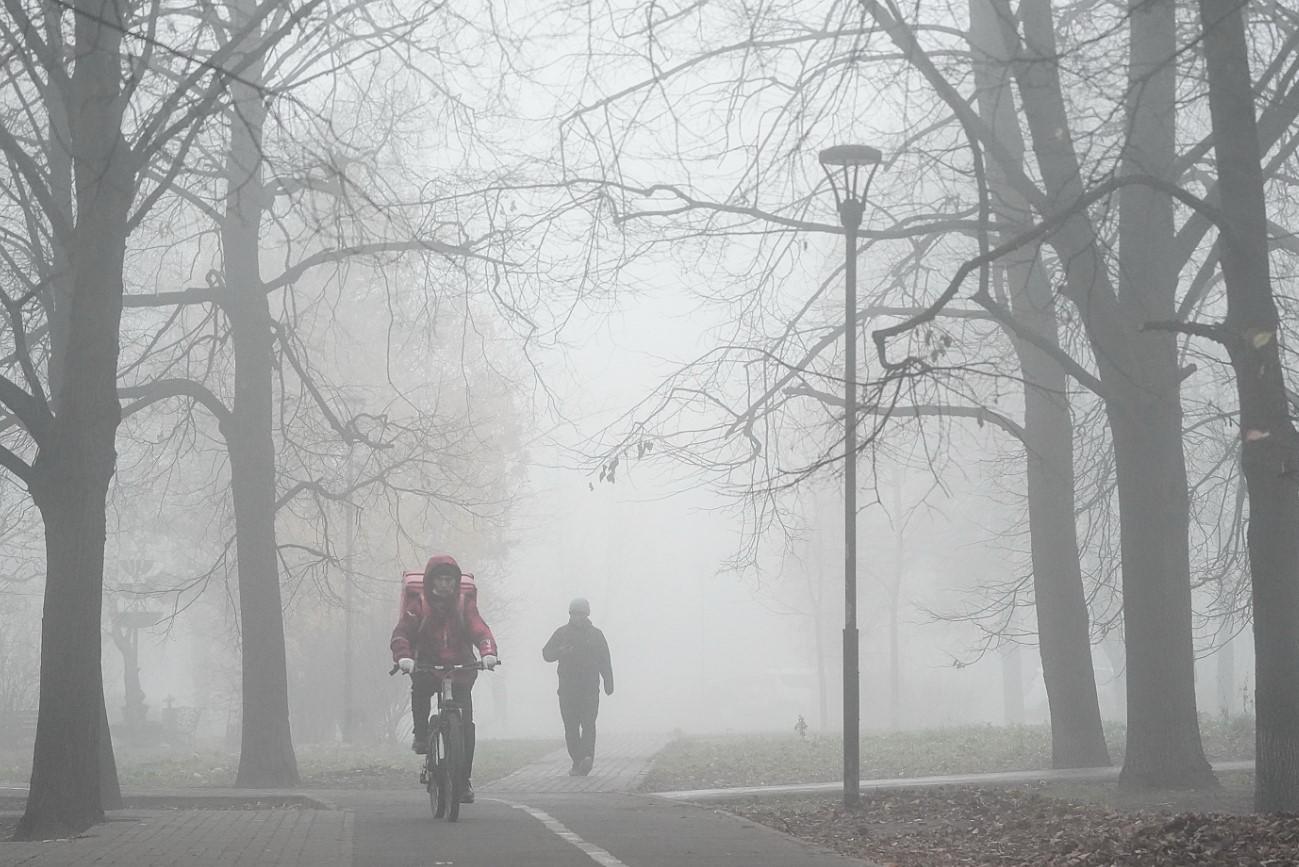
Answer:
[{"xmin": 542, "ymin": 618, "xmax": 614, "ymax": 694}]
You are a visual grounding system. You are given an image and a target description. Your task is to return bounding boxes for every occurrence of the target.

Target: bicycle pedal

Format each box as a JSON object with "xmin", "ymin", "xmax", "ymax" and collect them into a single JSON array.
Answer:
[{"xmin": 419, "ymin": 768, "xmax": 430, "ymax": 785}]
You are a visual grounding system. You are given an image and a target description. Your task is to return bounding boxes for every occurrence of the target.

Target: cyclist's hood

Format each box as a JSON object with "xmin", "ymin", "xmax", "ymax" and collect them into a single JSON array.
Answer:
[{"xmin": 423, "ymin": 553, "xmax": 462, "ymax": 604}]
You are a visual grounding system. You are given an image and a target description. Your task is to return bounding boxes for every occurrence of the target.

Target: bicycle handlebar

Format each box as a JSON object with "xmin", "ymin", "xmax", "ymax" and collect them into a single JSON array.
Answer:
[{"xmin": 389, "ymin": 659, "xmax": 502, "ymax": 676}]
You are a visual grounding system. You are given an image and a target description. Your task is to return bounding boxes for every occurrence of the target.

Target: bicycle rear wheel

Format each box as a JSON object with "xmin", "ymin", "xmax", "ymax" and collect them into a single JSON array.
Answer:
[{"xmin": 445, "ymin": 711, "xmax": 465, "ymax": 822}]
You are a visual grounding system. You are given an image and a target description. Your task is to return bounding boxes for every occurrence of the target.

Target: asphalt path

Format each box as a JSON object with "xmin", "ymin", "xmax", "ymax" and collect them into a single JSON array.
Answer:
[{"xmin": 337, "ymin": 788, "xmax": 873, "ymax": 867}]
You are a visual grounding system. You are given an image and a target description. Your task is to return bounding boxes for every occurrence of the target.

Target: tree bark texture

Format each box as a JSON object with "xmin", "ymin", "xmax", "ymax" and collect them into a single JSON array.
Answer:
[
  {"xmin": 223, "ymin": 0, "xmax": 299, "ymax": 787},
  {"xmin": 98, "ymin": 696, "xmax": 121, "ymax": 810},
  {"xmin": 1111, "ymin": 0, "xmax": 1212, "ymax": 789},
  {"xmin": 1008, "ymin": 0, "xmax": 1211, "ymax": 787},
  {"xmin": 16, "ymin": 0, "xmax": 133, "ymax": 838},
  {"xmin": 1198, "ymin": 0, "xmax": 1299, "ymax": 812},
  {"xmin": 970, "ymin": 0, "xmax": 1110, "ymax": 768}
]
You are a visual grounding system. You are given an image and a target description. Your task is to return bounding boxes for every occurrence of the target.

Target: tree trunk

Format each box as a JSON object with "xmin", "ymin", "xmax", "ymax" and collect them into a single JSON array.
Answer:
[
  {"xmin": 98, "ymin": 696, "xmax": 121, "ymax": 810},
  {"xmin": 20, "ymin": 489, "xmax": 112, "ymax": 839},
  {"xmin": 1023, "ymin": 352, "xmax": 1111, "ymax": 767},
  {"xmin": 224, "ymin": 0, "xmax": 298, "ymax": 787},
  {"xmin": 1009, "ymin": 0, "xmax": 1211, "ymax": 786},
  {"xmin": 1110, "ymin": 407, "xmax": 1211, "ymax": 786},
  {"xmin": 970, "ymin": 0, "xmax": 1109, "ymax": 768},
  {"xmin": 112, "ymin": 627, "xmax": 146, "ymax": 731},
  {"xmin": 1198, "ymin": 0, "xmax": 1299, "ymax": 812},
  {"xmin": 16, "ymin": 0, "xmax": 133, "ymax": 839},
  {"xmin": 1108, "ymin": 1, "xmax": 1212, "ymax": 788}
]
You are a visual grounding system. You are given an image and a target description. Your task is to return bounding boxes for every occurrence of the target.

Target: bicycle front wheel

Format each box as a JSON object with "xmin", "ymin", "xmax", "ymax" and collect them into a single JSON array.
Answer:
[
  {"xmin": 445, "ymin": 711, "xmax": 466, "ymax": 821},
  {"xmin": 427, "ymin": 721, "xmax": 449, "ymax": 818}
]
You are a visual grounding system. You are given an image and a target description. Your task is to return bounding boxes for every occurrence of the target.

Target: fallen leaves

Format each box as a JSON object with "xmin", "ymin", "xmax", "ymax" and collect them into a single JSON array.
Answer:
[{"xmin": 730, "ymin": 784, "xmax": 1299, "ymax": 867}]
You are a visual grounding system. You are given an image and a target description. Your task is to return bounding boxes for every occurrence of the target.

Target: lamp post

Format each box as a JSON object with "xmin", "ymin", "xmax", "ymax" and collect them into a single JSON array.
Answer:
[{"xmin": 818, "ymin": 143, "xmax": 882, "ymax": 807}]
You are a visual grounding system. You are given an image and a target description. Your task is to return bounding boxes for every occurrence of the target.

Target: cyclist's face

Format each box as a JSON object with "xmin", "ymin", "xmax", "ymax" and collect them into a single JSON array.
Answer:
[{"xmin": 428, "ymin": 572, "xmax": 458, "ymax": 598}]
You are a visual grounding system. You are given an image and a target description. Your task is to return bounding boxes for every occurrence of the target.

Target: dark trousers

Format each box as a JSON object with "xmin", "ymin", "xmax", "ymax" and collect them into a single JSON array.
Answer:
[
  {"xmin": 412, "ymin": 676, "xmax": 476, "ymax": 780},
  {"xmin": 558, "ymin": 687, "xmax": 599, "ymax": 763}
]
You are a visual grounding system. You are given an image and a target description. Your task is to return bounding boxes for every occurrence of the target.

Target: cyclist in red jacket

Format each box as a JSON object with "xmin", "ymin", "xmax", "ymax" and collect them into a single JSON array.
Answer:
[{"xmin": 391, "ymin": 553, "xmax": 498, "ymax": 803}]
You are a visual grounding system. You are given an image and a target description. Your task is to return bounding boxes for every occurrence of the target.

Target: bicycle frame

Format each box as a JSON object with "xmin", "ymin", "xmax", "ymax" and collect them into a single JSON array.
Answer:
[{"xmin": 433, "ymin": 668, "xmax": 462, "ymax": 717}]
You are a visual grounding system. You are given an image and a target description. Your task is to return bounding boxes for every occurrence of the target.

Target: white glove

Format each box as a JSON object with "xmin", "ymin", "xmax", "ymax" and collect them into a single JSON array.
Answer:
[
  {"xmin": 482, "ymin": 654, "xmax": 499, "ymax": 670},
  {"xmin": 398, "ymin": 657, "xmax": 415, "ymax": 674}
]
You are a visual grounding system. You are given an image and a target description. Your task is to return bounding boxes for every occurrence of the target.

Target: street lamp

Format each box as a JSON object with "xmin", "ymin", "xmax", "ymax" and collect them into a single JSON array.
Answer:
[{"xmin": 818, "ymin": 143, "xmax": 882, "ymax": 807}]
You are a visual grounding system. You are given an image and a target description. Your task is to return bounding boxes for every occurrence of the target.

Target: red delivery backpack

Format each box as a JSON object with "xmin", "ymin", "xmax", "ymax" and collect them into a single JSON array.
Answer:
[{"xmin": 398, "ymin": 569, "xmax": 478, "ymax": 620}]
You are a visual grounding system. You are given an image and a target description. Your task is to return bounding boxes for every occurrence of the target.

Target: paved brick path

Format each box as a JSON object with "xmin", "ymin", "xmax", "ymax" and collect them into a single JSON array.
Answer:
[
  {"xmin": 482, "ymin": 731, "xmax": 672, "ymax": 794},
  {"xmin": 0, "ymin": 807, "xmax": 352, "ymax": 866},
  {"xmin": 0, "ymin": 734, "xmax": 668, "ymax": 865}
]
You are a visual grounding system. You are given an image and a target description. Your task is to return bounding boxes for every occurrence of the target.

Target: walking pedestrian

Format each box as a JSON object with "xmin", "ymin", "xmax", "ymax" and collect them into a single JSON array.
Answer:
[{"xmin": 542, "ymin": 597, "xmax": 613, "ymax": 775}]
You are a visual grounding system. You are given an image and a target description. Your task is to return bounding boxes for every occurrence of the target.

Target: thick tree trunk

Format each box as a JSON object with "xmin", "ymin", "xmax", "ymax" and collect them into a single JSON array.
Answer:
[
  {"xmin": 1008, "ymin": 0, "xmax": 1211, "ymax": 786},
  {"xmin": 230, "ymin": 386, "xmax": 298, "ymax": 786},
  {"xmin": 1111, "ymin": 405, "xmax": 1210, "ymax": 787},
  {"xmin": 224, "ymin": 1, "xmax": 298, "ymax": 787},
  {"xmin": 98, "ymin": 695, "xmax": 121, "ymax": 810},
  {"xmin": 15, "ymin": 0, "xmax": 132, "ymax": 839},
  {"xmin": 1112, "ymin": 0, "xmax": 1211, "ymax": 789},
  {"xmin": 37, "ymin": 0, "xmax": 123, "ymax": 817},
  {"xmin": 1198, "ymin": 0, "xmax": 1299, "ymax": 812},
  {"xmin": 1023, "ymin": 364, "xmax": 1110, "ymax": 767},
  {"xmin": 19, "ymin": 488, "xmax": 111, "ymax": 839},
  {"xmin": 970, "ymin": 0, "xmax": 1109, "ymax": 768}
]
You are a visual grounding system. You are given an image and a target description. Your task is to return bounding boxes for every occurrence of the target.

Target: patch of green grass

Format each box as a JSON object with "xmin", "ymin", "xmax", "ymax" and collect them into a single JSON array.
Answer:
[
  {"xmin": 640, "ymin": 716, "xmax": 1256, "ymax": 792},
  {"xmin": 115, "ymin": 750, "xmax": 238, "ymax": 788},
  {"xmin": 100, "ymin": 738, "xmax": 562, "ymax": 790},
  {"xmin": 3, "ymin": 737, "xmax": 562, "ymax": 791},
  {"xmin": 297, "ymin": 738, "xmax": 561, "ymax": 789}
]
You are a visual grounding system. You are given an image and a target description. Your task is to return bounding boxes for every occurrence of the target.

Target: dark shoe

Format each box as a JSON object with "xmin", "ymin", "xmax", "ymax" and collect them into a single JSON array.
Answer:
[
  {"xmin": 578, "ymin": 756, "xmax": 593, "ymax": 776},
  {"xmin": 412, "ymin": 735, "xmax": 428, "ymax": 755},
  {"xmin": 460, "ymin": 780, "xmax": 475, "ymax": 803}
]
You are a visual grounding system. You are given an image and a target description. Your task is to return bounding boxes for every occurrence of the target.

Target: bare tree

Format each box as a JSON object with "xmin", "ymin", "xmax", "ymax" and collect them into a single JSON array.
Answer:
[
  {"xmin": 1186, "ymin": 0, "xmax": 1299, "ymax": 812},
  {"xmin": 0, "ymin": 0, "xmax": 323, "ymax": 837},
  {"xmin": 555, "ymin": 0, "xmax": 1299, "ymax": 787},
  {"xmin": 553, "ymin": 0, "xmax": 1113, "ymax": 768},
  {"xmin": 103, "ymin": 0, "xmax": 544, "ymax": 785},
  {"xmin": 968, "ymin": 0, "xmax": 1107, "ymax": 767}
]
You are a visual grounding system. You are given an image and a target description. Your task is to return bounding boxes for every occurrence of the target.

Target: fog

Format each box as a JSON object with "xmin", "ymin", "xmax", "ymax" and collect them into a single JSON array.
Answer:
[
  {"xmin": 4, "ymin": 274, "xmax": 1253, "ymax": 764},
  {"xmin": 0, "ymin": 1, "xmax": 1274, "ymax": 800}
]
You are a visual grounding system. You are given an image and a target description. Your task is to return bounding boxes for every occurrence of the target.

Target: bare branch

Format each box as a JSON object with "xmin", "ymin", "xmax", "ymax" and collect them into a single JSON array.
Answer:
[{"xmin": 118, "ymin": 378, "xmax": 232, "ymax": 429}]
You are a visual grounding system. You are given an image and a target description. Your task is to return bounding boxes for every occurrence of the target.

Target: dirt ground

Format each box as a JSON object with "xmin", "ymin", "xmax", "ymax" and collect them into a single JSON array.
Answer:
[{"xmin": 727, "ymin": 773, "xmax": 1299, "ymax": 866}]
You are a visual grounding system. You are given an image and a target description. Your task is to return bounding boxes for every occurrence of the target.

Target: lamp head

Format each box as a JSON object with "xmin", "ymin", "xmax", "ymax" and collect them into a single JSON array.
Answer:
[
  {"xmin": 818, "ymin": 143, "xmax": 883, "ymax": 228},
  {"xmin": 817, "ymin": 144, "xmax": 882, "ymax": 168}
]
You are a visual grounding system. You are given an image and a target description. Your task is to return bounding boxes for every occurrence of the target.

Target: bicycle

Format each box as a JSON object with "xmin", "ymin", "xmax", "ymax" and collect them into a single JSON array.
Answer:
[{"xmin": 391, "ymin": 659, "xmax": 498, "ymax": 821}]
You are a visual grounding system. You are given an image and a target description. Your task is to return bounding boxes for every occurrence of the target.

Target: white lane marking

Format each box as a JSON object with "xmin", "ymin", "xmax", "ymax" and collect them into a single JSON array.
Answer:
[{"xmin": 489, "ymin": 798, "xmax": 629, "ymax": 867}]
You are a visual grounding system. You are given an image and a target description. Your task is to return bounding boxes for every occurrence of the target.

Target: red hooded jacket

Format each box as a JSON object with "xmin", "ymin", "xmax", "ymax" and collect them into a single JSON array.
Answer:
[{"xmin": 390, "ymin": 554, "xmax": 497, "ymax": 684}]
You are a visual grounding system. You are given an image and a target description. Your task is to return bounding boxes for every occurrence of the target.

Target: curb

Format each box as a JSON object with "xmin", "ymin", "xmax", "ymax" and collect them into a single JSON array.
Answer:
[
  {"xmin": 0, "ymin": 790, "xmax": 341, "ymax": 812},
  {"xmin": 649, "ymin": 760, "xmax": 1256, "ymax": 801}
]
